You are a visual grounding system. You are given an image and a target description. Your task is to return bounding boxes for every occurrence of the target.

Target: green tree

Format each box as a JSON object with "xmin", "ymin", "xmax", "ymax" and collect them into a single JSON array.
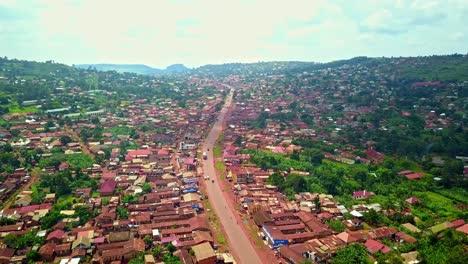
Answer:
[
  {"xmin": 116, "ymin": 206, "xmax": 128, "ymax": 219},
  {"xmin": 142, "ymin": 183, "xmax": 152, "ymax": 194},
  {"xmin": 26, "ymin": 251, "xmax": 41, "ymax": 262},
  {"xmin": 60, "ymin": 135, "xmax": 72, "ymax": 145},
  {"xmin": 151, "ymin": 245, "xmax": 164, "ymax": 259},
  {"xmin": 332, "ymin": 243, "xmax": 371, "ymax": 264},
  {"xmin": 267, "ymin": 172, "xmax": 285, "ymax": 187},
  {"xmin": 327, "ymin": 219, "xmax": 345, "ymax": 233}
]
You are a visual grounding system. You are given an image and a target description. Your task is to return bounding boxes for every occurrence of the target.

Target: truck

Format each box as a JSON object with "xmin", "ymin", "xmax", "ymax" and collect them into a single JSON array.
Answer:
[{"xmin": 203, "ymin": 152, "xmax": 207, "ymax": 160}]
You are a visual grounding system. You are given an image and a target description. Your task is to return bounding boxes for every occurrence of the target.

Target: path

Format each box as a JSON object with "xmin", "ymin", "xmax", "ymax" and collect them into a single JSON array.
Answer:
[{"xmin": 202, "ymin": 85, "xmax": 263, "ymax": 264}]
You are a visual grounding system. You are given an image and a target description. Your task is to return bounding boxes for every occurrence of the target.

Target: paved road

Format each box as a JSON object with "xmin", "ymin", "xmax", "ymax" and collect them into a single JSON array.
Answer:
[{"xmin": 202, "ymin": 85, "xmax": 263, "ymax": 264}]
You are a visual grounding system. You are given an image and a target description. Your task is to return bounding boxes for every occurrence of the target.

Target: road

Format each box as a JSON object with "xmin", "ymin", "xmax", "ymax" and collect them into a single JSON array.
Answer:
[{"xmin": 202, "ymin": 85, "xmax": 263, "ymax": 264}]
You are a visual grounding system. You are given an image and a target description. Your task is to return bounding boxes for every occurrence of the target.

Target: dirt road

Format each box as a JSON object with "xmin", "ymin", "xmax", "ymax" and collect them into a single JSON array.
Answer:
[{"xmin": 202, "ymin": 86, "xmax": 263, "ymax": 264}]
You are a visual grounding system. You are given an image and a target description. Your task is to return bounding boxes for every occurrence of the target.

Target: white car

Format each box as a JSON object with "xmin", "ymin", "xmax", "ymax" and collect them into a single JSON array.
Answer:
[{"xmin": 204, "ymin": 175, "xmax": 210, "ymax": 180}]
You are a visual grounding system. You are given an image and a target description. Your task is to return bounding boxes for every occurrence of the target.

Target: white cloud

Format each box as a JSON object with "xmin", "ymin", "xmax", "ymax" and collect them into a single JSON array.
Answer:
[{"xmin": 0, "ymin": 0, "xmax": 466, "ymax": 66}]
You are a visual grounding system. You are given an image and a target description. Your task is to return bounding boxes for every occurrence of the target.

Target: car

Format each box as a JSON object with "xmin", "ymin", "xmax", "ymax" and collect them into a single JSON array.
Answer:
[
  {"xmin": 211, "ymin": 179, "xmax": 215, "ymax": 183},
  {"xmin": 204, "ymin": 175, "xmax": 210, "ymax": 180}
]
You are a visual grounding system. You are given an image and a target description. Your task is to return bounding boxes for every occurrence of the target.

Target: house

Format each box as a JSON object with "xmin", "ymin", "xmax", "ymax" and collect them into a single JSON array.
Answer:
[
  {"xmin": 74, "ymin": 188, "xmax": 92, "ymax": 199},
  {"xmin": 336, "ymin": 231, "xmax": 360, "ymax": 244},
  {"xmin": 405, "ymin": 197, "xmax": 421, "ymax": 205},
  {"xmin": 44, "ymin": 193, "xmax": 56, "ymax": 203},
  {"xmin": 394, "ymin": 232, "xmax": 417, "ymax": 244},
  {"xmin": 352, "ymin": 190, "xmax": 374, "ymax": 200},
  {"xmin": 46, "ymin": 229, "xmax": 65, "ymax": 244},
  {"xmin": 191, "ymin": 242, "xmax": 216, "ymax": 264},
  {"xmin": 455, "ymin": 223, "xmax": 468, "ymax": 235},
  {"xmin": 401, "ymin": 251, "xmax": 420, "ymax": 264},
  {"xmin": 430, "ymin": 222, "xmax": 452, "ymax": 234},
  {"xmin": 14, "ymin": 195, "xmax": 32, "ymax": 207},
  {"xmin": 99, "ymin": 180, "xmax": 117, "ymax": 196},
  {"xmin": 100, "ymin": 239, "xmax": 145, "ymax": 263},
  {"xmin": 59, "ymin": 162, "xmax": 70, "ymax": 171},
  {"xmin": 55, "ymin": 243, "xmax": 72, "ymax": 257},
  {"xmin": 39, "ymin": 243, "xmax": 56, "ymax": 262},
  {"xmin": 0, "ymin": 248, "xmax": 15, "ymax": 264},
  {"xmin": 401, "ymin": 223, "xmax": 421, "ymax": 233},
  {"xmin": 59, "ymin": 257, "xmax": 81, "ymax": 264},
  {"xmin": 366, "ymin": 148, "xmax": 385, "ymax": 164},
  {"xmin": 278, "ymin": 245, "xmax": 306, "ymax": 264},
  {"xmin": 144, "ymin": 254, "xmax": 156, "ymax": 264},
  {"xmin": 405, "ymin": 173, "xmax": 423, "ymax": 180},
  {"xmin": 71, "ymin": 237, "xmax": 92, "ymax": 250},
  {"xmin": 364, "ymin": 239, "xmax": 391, "ymax": 254}
]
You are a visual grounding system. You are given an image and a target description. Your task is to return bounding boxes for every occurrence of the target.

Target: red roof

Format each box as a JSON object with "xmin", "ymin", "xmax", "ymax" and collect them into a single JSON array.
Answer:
[
  {"xmin": 352, "ymin": 190, "xmax": 374, "ymax": 198},
  {"xmin": 406, "ymin": 173, "xmax": 423, "ymax": 179},
  {"xmin": 317, "ymin": 212, "xmax": 333, "ymax": 219},
  {"xmin": 47, "ymin": 229, "xmax": 65, "ymax": 240},
  {"xmin": 451, "ymin": 219, "xmax": 465, "ymax": 228},
  {"xmin": 184, "ymin": 158, "xmax": 196, "ymax": 165},
  {"xmin": 336, "ymin": 232, "xmax": 359, "ymax": 243},
  {"xmin": 157, "ymin": 149, "xmax": 170, "ymax": 155},
  {"xmin": 456, "ymin": 224, "xmax": 468, "ymax": 234},
  {"xmin": 59, "ymin": 162, "xmax": 70, "ymax": 169},
  {"xmin": 405, "ymin": 197, "xmax": 420, "ymax": 204},
  {"xmin": 102, "ymin": 172, "xmax": 117, "ymax": 180},
  {"xmin": 365, "ymin": 239, "xmax": 388, "ymax": 254},
  {"xmin": 17, "ymin": 203, "xmax": 52, "ymax": 214},
  {"xmin": 398, "ymin": 170, "xmax": 413, "ymax": 175},
  {"xmin": 99, "ymin": 180, "xmax": 117, "ymax": 193},
  {"xmin": 127, "ymin": 149, "xmax": 152, "ymax": 156}
]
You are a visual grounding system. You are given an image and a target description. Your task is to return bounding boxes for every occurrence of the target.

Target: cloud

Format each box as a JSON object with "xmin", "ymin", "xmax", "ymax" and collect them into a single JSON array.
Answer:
[{"xmin": 0, "ymin": 0, "xmax": 466, "ymax": 66}]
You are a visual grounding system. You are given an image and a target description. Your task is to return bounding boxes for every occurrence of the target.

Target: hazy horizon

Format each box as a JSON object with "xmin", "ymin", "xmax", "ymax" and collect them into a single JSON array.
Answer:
[{"xmin": 1, "ymin": 0, "xmax": 467, "ymax": 68}]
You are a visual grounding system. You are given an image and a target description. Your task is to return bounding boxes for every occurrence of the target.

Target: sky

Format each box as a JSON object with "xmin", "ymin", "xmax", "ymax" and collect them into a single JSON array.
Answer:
[{"xmin": 1, "ymin": 0, "xmax": 467, "ymax": 68}]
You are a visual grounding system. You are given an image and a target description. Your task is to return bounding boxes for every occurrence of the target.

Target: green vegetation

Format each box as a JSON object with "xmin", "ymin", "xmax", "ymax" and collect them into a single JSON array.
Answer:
[
  {"xmin": 37, "ymin": 170, "xmax": 98, "ymax": 199},
  {"xmin": 3, "ymin": 230, "xmax": 45, "ymax": 249},
  {"xmin": 117, "ymin": 206, "xmax": 129, "ymax": 219},
  {"xmin": 418, "ymin": 229, "xmax": 468, "ymax": 264},
  {"xmin": 253, "ymin": 149, "xmax": 466, "ymax": 227},
  {"xmin": 213, "ymin": 145, "xmax": 222, "ymax": 158},
  {"xmin": 215, "ymin": 160, "xmax": 226, "ymax": 180},
  {"xmin": 331, "ymin": 243, "xmax": 371, "ymax": 264},
  {"xmin": 326, "ymin": 219, "xmax": 346, "ymax": 233},
  {"xmin": 39, "ymin": 153, "xmax": 94, "ymax": 170}
]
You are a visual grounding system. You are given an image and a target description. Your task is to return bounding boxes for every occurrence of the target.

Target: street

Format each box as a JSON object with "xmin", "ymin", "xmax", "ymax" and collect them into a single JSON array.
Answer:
[{"xmin": 202, "ymin": 85, "xmax": 263, "ymax": 264}]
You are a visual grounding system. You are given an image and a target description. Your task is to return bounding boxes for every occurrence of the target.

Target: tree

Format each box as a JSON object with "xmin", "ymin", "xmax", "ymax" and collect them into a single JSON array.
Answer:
[
  {"xmin": 142, "ymin": 183, "xmax": 152, "ymax": 194},
  {"xmin": 267, "ymin": 172, "xmax": 285, "ymax": 187},
  {"xmin": 291, "ymin": 149, "xmax": 300, "ymax": 160},
  {"xmin": 60, "ymin": 135, "xmax": 72, "ymax": 145},
  {"xmin": 151, "ymin": 245, "xmax": 164, "ymax": 259},
  {"xmin": 116, "ymin": 206, "xmax": 128, "ymax": 219},
  {"xmin": 313, "ymin": 195, "xmax": 321, "ymax": 212},
  {"xmin": 234, "ymin": 136, "xmax": 243, "ymax": 146},
  {"xmin": 166, "ymin": 243, "xmax": 176, "ymax": 254},
  {"xmin": 26, "ymin": 251, "xmax": 41, "ymax": 262},
  {"xmin": 327, "ymin": 219, "xmax": 345, "ymax": 233},
  {"xmin": 143, "ymin": 236, "xmax": 153, "ymax": 248},
  {"xmin": 363, "ymin": 209, "xmax": 386, "ymax": 227},
  {"xmin": 332, "ymin": 243, "xmax": 371, "ymax": 264}
]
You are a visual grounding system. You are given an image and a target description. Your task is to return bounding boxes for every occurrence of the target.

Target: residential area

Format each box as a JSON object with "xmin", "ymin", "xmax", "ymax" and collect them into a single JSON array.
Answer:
[{"xmin": 0, "ymin": 55, "xmax": 467, "ymax": 264}]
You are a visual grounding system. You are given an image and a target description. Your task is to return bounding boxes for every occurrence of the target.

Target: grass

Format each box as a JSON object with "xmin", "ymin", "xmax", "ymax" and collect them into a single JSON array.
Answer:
[
  {"xmin": 216, "ymin": 161, "xmax": 226, "ymax": 180},
  {"xmin": 217, "ymin": 234, "xmax": 227, "ymax": 246},
  {"xmin": 213, "ymin": 145, "xmax": 222, "ymax": 158},
  {"xmin": 244, "ymin": 217, "xmax": 265, "ymax": 248},
  {"xmin": 433, "ymin": 188, "xmax": 468, "ymax": 204},
  {"xmin": 204, "ymin": 199, "xmax": 228, "ymax": 251},
  {"xmin": 411, "ymin": 191, "xmax": 467, "ymax": 228},
  {"xmin": 8, "ymin": 103, "xmax": 39, "ymax": 114}
]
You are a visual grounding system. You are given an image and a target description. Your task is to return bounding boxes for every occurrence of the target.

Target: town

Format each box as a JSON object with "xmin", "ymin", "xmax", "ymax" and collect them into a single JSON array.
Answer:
[{"xmin": 0, "ymin": 55, "xmax": 467, "ymax": 264}]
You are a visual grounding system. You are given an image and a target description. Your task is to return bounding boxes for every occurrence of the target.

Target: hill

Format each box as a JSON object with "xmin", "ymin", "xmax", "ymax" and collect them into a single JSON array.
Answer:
[{"xmin": 74, "ymin": 64, "xmax": 163, "ymax": 75}]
